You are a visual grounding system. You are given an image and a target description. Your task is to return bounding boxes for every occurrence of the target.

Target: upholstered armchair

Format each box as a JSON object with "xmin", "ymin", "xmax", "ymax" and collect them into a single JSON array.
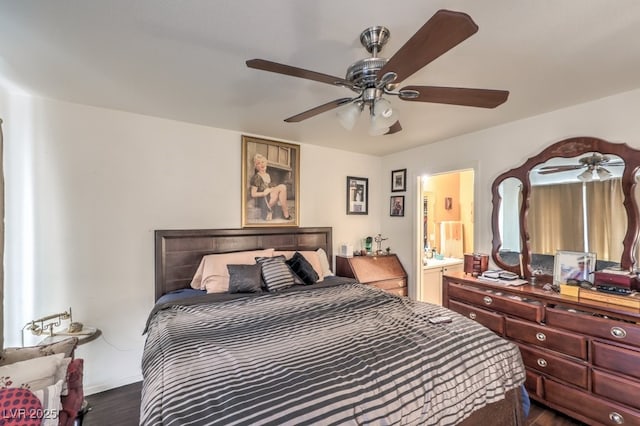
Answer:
[{"xmin": 0, "ymin": 337, "xmax": 84, "ymax": 426}]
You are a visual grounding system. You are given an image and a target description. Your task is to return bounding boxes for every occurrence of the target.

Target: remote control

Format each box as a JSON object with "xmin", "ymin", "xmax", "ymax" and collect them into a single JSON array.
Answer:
[{"xmin": 428, "ymin": 316, "xmax": 452, "ymax": 324}]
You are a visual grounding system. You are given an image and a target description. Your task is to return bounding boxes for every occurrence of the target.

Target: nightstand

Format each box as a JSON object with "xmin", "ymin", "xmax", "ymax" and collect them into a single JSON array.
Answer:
[
  {"xmin": 335, "ymin": 254, "xmax": 407, "ymax": 296},
  {"xmin": 39, "ymin": 326, "xmax": 102, "ymax": 346}
]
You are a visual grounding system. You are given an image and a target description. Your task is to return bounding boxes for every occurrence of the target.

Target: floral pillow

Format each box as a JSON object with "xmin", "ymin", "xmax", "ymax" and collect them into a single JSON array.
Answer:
[
  {"xmin": 0, "ymin": 337, "xmax": 78, "ymax": 366},
  {"xmin": 0, "ymin": 353, "xmax": 66, "ymax": 392}
]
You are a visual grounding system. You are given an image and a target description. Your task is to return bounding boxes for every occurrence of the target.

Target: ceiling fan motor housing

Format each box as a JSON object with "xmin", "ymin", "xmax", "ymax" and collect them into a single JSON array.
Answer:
[
  {"xmin": 346, "ymin": 57, "xmax": 387, "ymax": 90},
  {"xmin": 345, "ymin": 26, "xmax": 393, "ymax": 91}
]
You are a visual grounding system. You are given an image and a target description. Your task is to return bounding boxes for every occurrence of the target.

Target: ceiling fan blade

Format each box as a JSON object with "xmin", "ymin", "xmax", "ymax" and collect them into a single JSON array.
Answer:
[
  {"xmin": 378, "ymin": 10, "xmax": 478, "ymax": 84},
  {"xmin": 385, "ymin": 121, "xmax": 402, "ymax": 135},
  {"xmin": 284, "ymin": 98, "xmax": 353, "ymax": 123},
  {"xmin": 399, "ymin": 86, "xmax": 509, "ymax": 108},
  {"xmin": 536, "ymin": 165, "xmax": 583, "ymax": 175},
  {"xmin": 247, "ymin": 59, "xmax": 353, "ymax": 88}
]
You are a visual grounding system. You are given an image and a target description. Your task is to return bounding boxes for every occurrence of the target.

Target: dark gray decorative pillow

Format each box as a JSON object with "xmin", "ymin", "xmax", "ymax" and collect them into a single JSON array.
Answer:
[
  {"xmin": 255, "ymin": 255, "xmax": 296, "ymax": 291},
  {"xmin": 286, "ymin": 251, "xmax": 319, "ymax": 285},
  {"xmin": 227, "ymin": 264, "xmax": 263, "ymax": 294}
]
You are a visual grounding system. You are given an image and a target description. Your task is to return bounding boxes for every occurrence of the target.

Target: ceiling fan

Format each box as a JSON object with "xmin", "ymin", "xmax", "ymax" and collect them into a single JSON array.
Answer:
[
  {"xmin": 536, "ymin": 153, "xmax": 625, "ymax": 181},
  {"xmin": 246, "ymin": 9, "xmax": 509, "ymax": 136}
]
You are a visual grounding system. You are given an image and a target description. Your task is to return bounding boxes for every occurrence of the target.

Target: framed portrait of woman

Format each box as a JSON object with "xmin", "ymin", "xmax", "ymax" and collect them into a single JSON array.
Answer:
[{"xmin": 241, "ymin": 135, "xmax": 300, "ymax": 227}]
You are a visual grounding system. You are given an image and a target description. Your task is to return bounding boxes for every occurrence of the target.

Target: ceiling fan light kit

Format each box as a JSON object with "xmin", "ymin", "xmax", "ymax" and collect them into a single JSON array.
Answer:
[
  {"xmin": 578, "ymin": 168, "xmax": 594, "ymax": 182},
  {"xmin": 246, "ymin": 9, "xmax": 509, "ymax": 136},
  {"xmin": 597, "ymin": 167, "xmax": 612, "ymax": 180},
  {"xmin": 337, "ymin": 102, "xmax": 362, "ymax": 131}
]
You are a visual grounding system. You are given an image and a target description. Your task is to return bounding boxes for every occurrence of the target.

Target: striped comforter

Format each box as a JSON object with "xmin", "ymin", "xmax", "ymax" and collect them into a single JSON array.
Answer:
[{"xmin": 141, "ymin": 281, "xmax": 525, "ymax": 426}]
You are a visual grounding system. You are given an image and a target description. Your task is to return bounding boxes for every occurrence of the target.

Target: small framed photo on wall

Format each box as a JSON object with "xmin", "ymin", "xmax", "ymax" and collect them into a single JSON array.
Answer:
[
  {"xmin": 346, "ymin": 176, "xmax": 368, "ymax": 215},
  {"xmin": 391, "ymin": 168, "xmax": 407, "ymax": 192},
  {"xmin": 390, "ymin": 195, "xmax": 405, "ymax": 217}
]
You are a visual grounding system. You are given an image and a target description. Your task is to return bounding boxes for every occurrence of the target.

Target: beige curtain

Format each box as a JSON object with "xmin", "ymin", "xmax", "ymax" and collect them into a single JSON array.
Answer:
[
  {"xmin": 529, "ymin": 182, "xmax": 584, "ymax": 255},
  {"xmin": 586, "ymin": 179, "xmax": 625, "ymax": 261}
]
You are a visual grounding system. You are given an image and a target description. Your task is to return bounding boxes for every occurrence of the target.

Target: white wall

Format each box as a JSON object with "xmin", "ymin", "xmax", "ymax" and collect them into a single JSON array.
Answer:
[
  {"xmin": 4, "ymin": 84, "xmax": 640, "ymax": 394},
  {"xmin": 0, "ymin": 93, "xmax": 382, "ymax": 394},
  {"xmin": 381, "ymin": 88, "xmax": 640, "ymax": 296}
]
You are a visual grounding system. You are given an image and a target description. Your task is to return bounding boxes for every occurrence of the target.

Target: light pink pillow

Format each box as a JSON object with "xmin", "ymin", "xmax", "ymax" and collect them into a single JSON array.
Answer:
[
  {"xmin": 273, "ymin": 251, "xmax": 324, "ymax": 282},
  {"xmin": 190, "ymin": 249, "xmax": 275, "ymax": 293}
]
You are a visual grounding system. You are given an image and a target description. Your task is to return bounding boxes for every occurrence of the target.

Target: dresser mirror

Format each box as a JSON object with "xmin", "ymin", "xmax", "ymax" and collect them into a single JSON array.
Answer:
[
  {"xmin": 493, "ymin": 177, "xmax": 522, "ymax": 268},
  {"xmin": 491, "ymin": 136, "xmax": 640, "ymax": 280}
]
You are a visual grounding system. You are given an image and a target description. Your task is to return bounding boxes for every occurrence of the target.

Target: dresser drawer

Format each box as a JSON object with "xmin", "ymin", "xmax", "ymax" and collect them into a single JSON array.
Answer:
[
  {"xmin": 592, "ymin": 340, "xmax": 640, "ymax": 380},
  {"xmin": 593, "ymin": 368, "xmax": 640, "ymax": 410},
  {"xmin": 369, "ymin": 278, "xmax": 406, "ymax": 291},
  {"xmin": 546, "ymin": 307, "xmax": 640, "ymax": 347},
  {"xmin": 517, "ymin": 344, "xmax": 588, "ymax": 389},
  {"xmin": 545, "ymin": 378, "xmax": 640, "ymax": 426},
  {"xmin": 448, "ymin": 300, "xmax": 505, "ymax": 335},
  {"xmin": 448, "ymin": 283, "xmax": 544, "ymax": 322},
  {"xmin": 525, "ymin": 369, "xmax": 544, "ymax": 398},
  {"xmin": 506, "ymin": 317, "xmax": 588, "ymax": 359},
  {"xmin": 382, "ymin": 287, "xmax": 407, "ymax": 297}
]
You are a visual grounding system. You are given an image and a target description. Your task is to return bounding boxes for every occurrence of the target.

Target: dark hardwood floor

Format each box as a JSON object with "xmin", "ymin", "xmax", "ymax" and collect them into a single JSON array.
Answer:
[
  {"xmin": 527, "ymin": 400, "xmax": 587, "ymax": 426},
  {"xmin": 84, "ymin": 382, "xmax": 142, "ymax": 426},
  {"xmin": 83, "ymin": 382, "xmax": 585, "ymax": 426}
]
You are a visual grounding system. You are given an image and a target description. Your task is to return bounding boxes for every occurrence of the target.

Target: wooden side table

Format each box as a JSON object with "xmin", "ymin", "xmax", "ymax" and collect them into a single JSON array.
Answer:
[{"xmin": 335, "ymin": 254, "xmax": 407, "ymax": 296}]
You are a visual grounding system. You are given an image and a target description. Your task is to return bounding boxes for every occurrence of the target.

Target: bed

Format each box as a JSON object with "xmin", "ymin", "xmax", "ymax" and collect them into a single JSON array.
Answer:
[{"xmin": 142, "ymin": 227, "xmax": 526, "ymax": 425}]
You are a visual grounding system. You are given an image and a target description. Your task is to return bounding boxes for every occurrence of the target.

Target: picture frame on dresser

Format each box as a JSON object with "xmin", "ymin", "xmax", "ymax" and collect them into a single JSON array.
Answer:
[
  {"xmin": 553, "ymin": 250, "xmax": 596, "ymax": 285},
  {"xmin": 346, "ymin": 176, "xmax": 368, "ymax": 215},
  {"xmin": 391, "ymin": 168, "xmax": 406, "ymax": 192},
  {"xmin": 241, "ymin": 135, "xmax": 300, "ymax": 227}
]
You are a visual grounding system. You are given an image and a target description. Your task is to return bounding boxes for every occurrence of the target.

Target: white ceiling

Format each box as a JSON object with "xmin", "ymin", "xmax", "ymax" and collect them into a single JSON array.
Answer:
[{"xmin": 2, "ymin": 1, "xmax": 640, "ymax": 156}]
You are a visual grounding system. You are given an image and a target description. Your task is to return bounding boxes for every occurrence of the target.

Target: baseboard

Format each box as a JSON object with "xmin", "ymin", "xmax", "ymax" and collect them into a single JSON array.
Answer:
[{"xmin": 84, "ymin": 373, "xmax": 143, "ymax": 396}]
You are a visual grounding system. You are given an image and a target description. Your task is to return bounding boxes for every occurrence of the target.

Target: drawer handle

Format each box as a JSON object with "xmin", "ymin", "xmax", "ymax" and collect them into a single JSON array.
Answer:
[
  {"xmin": 483, "ymin": 296, "xmax": 493, "ymax": 305},
  {"xmin": 536, "ymin": 358, "xmax": 547, "ymax": 368},
  {"xmin": 469, "ymin": 312, "xmax": 477, "ymax": 320},
  {"xmin": 609, "ymin": 412, "xmax": 624, "ymax": 424},
  {"xmin": 610, "ymin": 326, "xmax": 627, "ymax": 339},
  {"xmin": 535, "ymin": 332, "xmax": 546, "ymax": 342}
]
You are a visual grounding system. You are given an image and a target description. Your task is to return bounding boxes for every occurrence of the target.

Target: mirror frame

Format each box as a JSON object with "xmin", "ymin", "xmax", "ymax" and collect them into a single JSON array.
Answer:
[{"xmin": 491, "ymin": 136, "xmax": 640, "ymax": 279}]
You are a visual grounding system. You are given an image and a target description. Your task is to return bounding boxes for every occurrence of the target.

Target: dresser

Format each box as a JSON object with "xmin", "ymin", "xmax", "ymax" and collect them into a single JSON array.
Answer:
[
  {"xmin": 335, "ymin": 254, "xmax": 407, "ymax": 296},
  {"xmin": 443, "ymin": 272, "xmax": 640, "ymax": 426}
]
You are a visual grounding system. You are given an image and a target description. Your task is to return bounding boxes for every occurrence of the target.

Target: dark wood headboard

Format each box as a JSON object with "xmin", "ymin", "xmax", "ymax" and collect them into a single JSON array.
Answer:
[{"xmin": 154, "ymin": 227, "xmax": 333, "ymax": 301}]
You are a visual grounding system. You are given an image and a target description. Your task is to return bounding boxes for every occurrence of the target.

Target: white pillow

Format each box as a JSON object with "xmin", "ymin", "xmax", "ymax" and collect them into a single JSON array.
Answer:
[
  {"xmin": 0, "ymin": 352, "xmax": 65, "ymax": 392},
  {"xmin": 33, "ymin": 379, "xmax": 64, "ymax": 426},
  {"xmin": 316, "ymin": 248, "xmax": 334, "ymax": 277},
  {"xmin": 57, "ymin": 357, "xmax": 72, "ymax": 396}
]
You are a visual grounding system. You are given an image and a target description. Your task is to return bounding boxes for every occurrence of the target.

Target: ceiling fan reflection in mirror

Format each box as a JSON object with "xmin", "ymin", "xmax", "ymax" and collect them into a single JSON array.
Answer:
[
  {"xmin": 246, "ymin": 9, "xmax": 509, "ymax": 136},
  {"xmin": 536, "ymin": 153, "xmax": 625, "ymax": 181}
]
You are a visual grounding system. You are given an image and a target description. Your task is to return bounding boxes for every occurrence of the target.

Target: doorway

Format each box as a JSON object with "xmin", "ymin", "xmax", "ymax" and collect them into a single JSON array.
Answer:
[{"xmin": 415, "ymin": 169, "xmax": 474, "ymax": 303}]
